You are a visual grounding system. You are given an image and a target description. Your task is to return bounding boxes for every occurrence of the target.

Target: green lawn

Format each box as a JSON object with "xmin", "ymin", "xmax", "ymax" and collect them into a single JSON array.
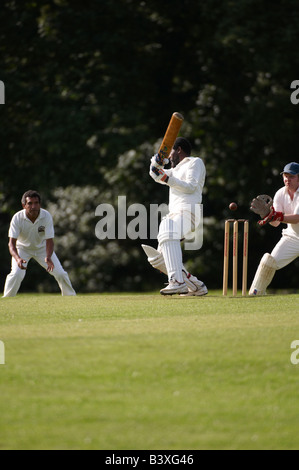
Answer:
[{"xmin": 0, "ymin": 292, "xmax": 299, "ymax": 450}]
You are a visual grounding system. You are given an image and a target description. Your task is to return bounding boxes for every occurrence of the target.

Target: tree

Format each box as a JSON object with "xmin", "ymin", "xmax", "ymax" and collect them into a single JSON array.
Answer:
[{"xmin": 1, "ymin": 0, "xmax": 299, "ymax": 292}]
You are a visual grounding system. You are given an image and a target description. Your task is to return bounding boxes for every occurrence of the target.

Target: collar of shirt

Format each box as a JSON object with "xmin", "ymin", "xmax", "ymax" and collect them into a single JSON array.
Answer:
[
  {"xmin": 175, "ymin": 156, "xmax": 192, "ymax": 169},
  {"xmin": 283, "ymin": 186, "xmax": 299, "ymax": 195},
  {"xmin": 22, "ymin": 208, "xmax": 45, "ymax": 224}
]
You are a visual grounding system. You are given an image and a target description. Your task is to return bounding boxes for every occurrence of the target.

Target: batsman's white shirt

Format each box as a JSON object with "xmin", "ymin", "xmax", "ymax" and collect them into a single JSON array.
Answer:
[
  {"xmin": 273, "ymin": 187, "xmax": 299, "ymax": 239},
  {"xmin": 165, "ymin": 157, "xmax": 206, "ymax": 214},
  {"xmin": 157, "ymin": 157, "xmax": 206, "ymax": 283},
  {"xmin": 161, "ymin": 157, "xmax": 206, "ymax": 241},
  {"xmin": 9, "ymin": 209, "xmax": 55, "ymax": 251}
]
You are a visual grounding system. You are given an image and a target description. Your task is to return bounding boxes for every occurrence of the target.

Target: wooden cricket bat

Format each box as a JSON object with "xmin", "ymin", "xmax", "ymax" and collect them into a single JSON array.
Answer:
[{"xmin": 158, "ymin": 112, "xmax": 184, "ymax": 160}]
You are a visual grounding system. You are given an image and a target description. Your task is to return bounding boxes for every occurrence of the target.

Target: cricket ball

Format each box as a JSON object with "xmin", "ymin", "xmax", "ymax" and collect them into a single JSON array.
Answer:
[{"xmin": 229, "ymin": 202, "xmax": 238, "ymax": 211}]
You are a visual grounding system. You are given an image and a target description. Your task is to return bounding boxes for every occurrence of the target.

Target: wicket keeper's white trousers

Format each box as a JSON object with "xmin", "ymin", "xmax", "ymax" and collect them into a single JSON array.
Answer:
[
  {"xmin": 3, "ymin": 247, "xmax": 76, "ymax": 297},
  {"xmin": 271, "ymin": 234, "xmax": 299, "ymax": 270}
]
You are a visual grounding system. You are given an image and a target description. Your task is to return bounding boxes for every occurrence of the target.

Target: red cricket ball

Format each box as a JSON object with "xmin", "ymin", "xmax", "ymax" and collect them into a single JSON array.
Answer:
[{"xmin": 229, "ymin": 202, "xmax": 238, "ymax": 211}]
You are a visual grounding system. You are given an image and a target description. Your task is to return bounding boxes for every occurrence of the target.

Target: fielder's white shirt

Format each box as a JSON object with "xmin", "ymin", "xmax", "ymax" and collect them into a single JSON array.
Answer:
[
  {"xmin": 165, "ymin": 157, "xmax": 206, "ymax": 214},
  {"xmin": 9, "ymin": 209, "xmax": 55, "ymax": 250},
  {"xmin": 273, "ymin": 186, "xmax": 299, "ymax": 239}
]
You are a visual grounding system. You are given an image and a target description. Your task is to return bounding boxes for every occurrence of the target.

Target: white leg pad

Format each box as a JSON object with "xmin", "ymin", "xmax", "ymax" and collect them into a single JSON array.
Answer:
[
  {"xmin": 142, "ymin": 245, "xmax": 167, "ymax": 275},
  {"xmin": 157, "ymin": 218, "xmax": 184, "ymax": 283},
  {"xmin": 157, "ymin": 217, "xmax": 181, "ymax": 245},
  {"xmin": 142, "ymin": 245, "xmax": 205, "ymax": 291},
  {"xmin": 161, "ymin": 240, "xmax": 184, "ymax": 283},
  {"xmin": 249, "ymin": 253, "xmax": 277, "ymax": 296}
]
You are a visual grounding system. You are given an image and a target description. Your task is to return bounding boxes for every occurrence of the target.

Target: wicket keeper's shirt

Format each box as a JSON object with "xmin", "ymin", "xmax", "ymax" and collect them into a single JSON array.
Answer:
[
  {"xmin": 8, "ymin": 209, "xmax": 55, "ymax": 251},
  {"xmin": 273, "ymin": 187, "xmax": 299, "ymax": 239}
]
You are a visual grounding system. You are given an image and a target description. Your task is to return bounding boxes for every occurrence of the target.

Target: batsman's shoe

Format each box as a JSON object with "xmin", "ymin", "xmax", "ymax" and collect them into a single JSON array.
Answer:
[
  {"xmin": 181, "ymin": 281, "xmax": 208, "ymax": 297},
  {"xmin": 160, "ymin": 281, "xmax": 188, "ymax": 296},
  {"xmin": 183, "ymin": 271, "xmax": 208, "ymax": 295}
]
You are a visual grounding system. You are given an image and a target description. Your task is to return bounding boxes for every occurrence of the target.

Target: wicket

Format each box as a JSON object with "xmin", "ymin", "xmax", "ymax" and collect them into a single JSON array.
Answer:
[{"xmin": 223, "ymin": 219, "xmax": 249, "ymax": 296}]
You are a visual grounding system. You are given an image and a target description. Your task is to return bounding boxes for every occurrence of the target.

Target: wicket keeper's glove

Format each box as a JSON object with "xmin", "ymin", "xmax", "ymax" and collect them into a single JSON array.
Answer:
[
  {"xmin": 150, "ymin": 166, "xmax": 169, "ymax": 184},
  {"xmin": 250, "ymin": 194, "xmax": 273, "ymax": 219},
  {"xmin": 258, "ymin": 206, "xmax": 284, "ymax": 226}
]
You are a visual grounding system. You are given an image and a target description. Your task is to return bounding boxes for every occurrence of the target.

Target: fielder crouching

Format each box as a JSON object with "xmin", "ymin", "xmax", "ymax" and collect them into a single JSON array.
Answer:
[
  {"xmin": 143, "ymin": 137, "xmax": 208, "ymax": 296},
  {"xmin": 2, "ymin": 190, "xmax": 76, "ymax": 298},
  {"xmin": 249, "ymin": 162, "xmax": 299, "ymax": 295}
]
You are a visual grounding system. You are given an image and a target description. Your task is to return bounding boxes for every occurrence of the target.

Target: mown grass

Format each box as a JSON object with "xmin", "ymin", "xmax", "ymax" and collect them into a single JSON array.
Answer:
[{"xmin": 0, "ymin": 292, "xmax": 299, "ymax": 450}]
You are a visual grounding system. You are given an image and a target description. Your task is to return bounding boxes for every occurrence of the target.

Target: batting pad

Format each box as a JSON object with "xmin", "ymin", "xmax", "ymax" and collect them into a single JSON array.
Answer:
[
  {"xmin": 142, "ymin": 244, "xmax": 205, "ymax": 293},
  {"xmin": 249, "ymin": 253, "xmax": 277, "ymax": 296},
  {"xmin": 160, "ymin": 241, "xmax": 184, "ymax": 283},
  {"xmin": 157, "ymin": 217, "xmax": 181, "ymax": 245},
  {"xmin": 141, "ymin": 245, "xmax": 167, "ymax": 275}
]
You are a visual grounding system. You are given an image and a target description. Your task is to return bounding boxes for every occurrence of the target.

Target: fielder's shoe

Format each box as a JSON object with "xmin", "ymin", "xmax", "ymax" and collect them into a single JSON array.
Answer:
[
  {"xmin": 160, "ymin": 281, "xmax": 188, "ymax": 296},
  {"xmin": 181, "ymin": 280, "xmax": 208, "ymax": 297}
]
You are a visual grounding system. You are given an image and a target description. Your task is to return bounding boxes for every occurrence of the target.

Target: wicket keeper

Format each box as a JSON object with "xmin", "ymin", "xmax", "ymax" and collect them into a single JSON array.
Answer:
[
  {"xmin": 2, "ymin": 190, "xmax": 76, "ymax": 297},
  {"xmin": 143, "ymin": 137, "xmax": 208, "ymax": 296},
  {"xmin": 249, "ymin": 162, "xmax": 299, "ymax": 295}
]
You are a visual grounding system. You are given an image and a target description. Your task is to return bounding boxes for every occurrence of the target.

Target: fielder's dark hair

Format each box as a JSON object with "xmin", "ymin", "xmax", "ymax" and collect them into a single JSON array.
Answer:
[
  {"xmin": 174, "ymin": 137, "xmax": 192, "ymax": 156},
  {"xmin": 21, "ymin": 190, "xmax": 41, "ymax": 205}
]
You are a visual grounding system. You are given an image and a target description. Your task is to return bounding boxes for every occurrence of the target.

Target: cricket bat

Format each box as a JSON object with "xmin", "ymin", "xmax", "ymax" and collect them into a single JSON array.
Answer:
[{"xmin": 158, "ymin": 112, "xmax": 184, "ymax": 160}]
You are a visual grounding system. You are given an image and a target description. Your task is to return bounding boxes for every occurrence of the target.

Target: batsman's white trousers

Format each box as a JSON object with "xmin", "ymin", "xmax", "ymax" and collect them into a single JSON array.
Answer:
[
  {"xmin": 159, "ymin": 210, "xmax": 200, "ymax": 242},
  {"xmin": 157, "ymin": 210, "xmax": 201, "ymax": 283},
  {"xmin": 271, "ymin": 234, "xmax": 299, "ymax": 270},
  {"xmin": 3, "ymin": 247, "xmax": 76, "ymax": 297}
]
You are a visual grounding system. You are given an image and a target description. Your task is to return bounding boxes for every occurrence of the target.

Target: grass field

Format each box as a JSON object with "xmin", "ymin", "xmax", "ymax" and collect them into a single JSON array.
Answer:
[{"xmin": 0, "ymin": 291, "xmax": 299, "ymax": 450}]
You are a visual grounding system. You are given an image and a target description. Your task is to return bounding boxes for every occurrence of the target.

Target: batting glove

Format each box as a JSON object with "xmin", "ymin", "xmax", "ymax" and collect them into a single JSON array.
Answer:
[
  {"xmin": 258, "ymin": 207, "xmax": 284, "ymax": 226},
  {"xmin": 149, "ymin": 165, "xmax": 169, "ymax": 184},
  {"xmin": 151, "ymin": 154, "xmax": 169, "ymax": 169}
]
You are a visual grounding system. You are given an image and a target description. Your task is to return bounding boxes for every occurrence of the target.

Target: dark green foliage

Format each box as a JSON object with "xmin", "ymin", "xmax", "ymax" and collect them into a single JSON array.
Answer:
[{"xmin": 1, "ymin": 1, "xmax": 299, "ymax": 292}]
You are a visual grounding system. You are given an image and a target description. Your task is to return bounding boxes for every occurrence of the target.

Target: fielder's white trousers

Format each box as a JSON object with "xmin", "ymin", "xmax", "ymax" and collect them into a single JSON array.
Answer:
[
  {"xmin": 271, "ymin": 234, "xmax": 299, "ymax": 269},
  {"xmin": 3, "ymin": 247, "xmax": 76, "ymax": 297}
]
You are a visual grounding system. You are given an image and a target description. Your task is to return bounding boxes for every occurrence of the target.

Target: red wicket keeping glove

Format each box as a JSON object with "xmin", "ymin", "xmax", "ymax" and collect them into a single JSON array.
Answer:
[
  {"xmin": 258, "ymin": 207, "xmax": 284, "ymax": 226},
  {"xmin": 149, "ymin": 166, "xmax": 169, "ymax": 184}
]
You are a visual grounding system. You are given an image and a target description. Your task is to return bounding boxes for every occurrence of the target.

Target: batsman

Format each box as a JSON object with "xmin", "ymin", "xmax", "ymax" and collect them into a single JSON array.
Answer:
[
  {"xmin": 143, "ymin": 134, "xmax": 208, "ymax": 296},
  {"xmin": 249, "ymin": 162, "xmax": 299, "ymax": 295}
]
